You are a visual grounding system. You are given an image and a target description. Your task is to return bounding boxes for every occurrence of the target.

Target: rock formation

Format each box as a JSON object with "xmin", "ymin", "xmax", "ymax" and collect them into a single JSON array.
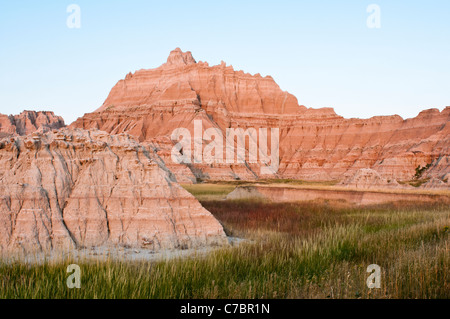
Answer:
[
  {"xmin": 0, "ymin": 111, "xmax": 65, "ymax": 138},
  {"xmin": 0, "ymin": 129, "xmax": 227, "ymax": 253},
  {"xmin": 421, "ymin": 178, "xmax": 450, "ymax": 189},
  {"xmin": 339, "ymin": 168, "xmax": 407, "ymax": 189},
  {"xmin": 70, "ymin": 48, "xmax": 450, "ymax": 183}
]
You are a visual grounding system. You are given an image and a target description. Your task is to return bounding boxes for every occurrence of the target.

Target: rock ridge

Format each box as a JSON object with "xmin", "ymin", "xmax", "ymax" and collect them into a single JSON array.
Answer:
[
  {"xmin": 0, "ymin": 128, "xmax": 227, "ymax": 253},
  {"xmin": 69, "ymin": 49, "xmax": 450, "ymax": 183}
]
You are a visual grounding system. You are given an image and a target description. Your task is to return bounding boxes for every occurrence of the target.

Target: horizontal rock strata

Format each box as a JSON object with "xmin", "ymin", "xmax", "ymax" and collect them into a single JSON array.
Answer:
[
  {"xmin": 0, "ymin": 111, "xmax": 65, "ymax": 137},
  {"xmin": 70, "ymin": 49, "xmax": 450, "ymax": 183},
  {"xmin": 0, "ymin": 129, "xmax": 227, "ymax": 253}
]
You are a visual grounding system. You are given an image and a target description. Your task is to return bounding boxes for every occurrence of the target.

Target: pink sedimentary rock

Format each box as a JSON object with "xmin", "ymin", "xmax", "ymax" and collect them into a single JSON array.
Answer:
[
  {"xmin": 0, "ymin": 129, "xmax": 227, "ymax": 253},
  {"xmin": 339, "ymin": 168, "xmax": 408, "ymax": 189},
  {"xmin": 0, "ymin": 111, "xmax": 65, "ymax": 137},
  {"xmin": 70, "ymin": 49, "xmax": 450, "ymax": 183},
  {"xmin": 421, "ymin": 178, "xmax": 450, "ymax": 189}
]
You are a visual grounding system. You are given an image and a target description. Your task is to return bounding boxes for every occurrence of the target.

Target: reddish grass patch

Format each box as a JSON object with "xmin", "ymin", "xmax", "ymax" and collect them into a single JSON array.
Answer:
[{"xmin": 201, "ymin": 200, "xmax": 348, "ymax": 237}]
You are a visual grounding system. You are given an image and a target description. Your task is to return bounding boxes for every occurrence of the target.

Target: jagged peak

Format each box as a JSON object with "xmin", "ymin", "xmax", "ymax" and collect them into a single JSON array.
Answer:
[{"xmin": 163, "ymin": 48, "xmax": 196, "ymax": 68}]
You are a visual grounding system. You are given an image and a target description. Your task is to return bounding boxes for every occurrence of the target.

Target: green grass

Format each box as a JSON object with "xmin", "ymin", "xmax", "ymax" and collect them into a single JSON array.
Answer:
[
  {"xmin": 399, "ymin": 178, "xmax": 431, "ymax": 188},
  {"xmin": 255, "ymin": 178, "xmax": 339, "ymax": 187},
  {"xmin": 184, "ymin": 181, "xmax": 450, "ymax": 199},
  {"xmin": 181, "ymin": 183, "xmax": 237, "ymax": 200},
  {"xmin": 0, "ymin": 200, "xmax": 448, "ymax": 299}
]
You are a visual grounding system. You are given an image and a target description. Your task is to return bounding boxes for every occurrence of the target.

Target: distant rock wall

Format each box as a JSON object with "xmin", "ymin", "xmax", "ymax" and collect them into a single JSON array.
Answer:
[
  {"xmin": 0, "ymin": 111, "xmax": 65, "ymax": 137},
  {"xmin": 71, "ymin": 49, "xmax": 450, "ymax": 183},
  {"xmin": 339, "ymin": 169, "xmax": 409, "ymax": 190}
]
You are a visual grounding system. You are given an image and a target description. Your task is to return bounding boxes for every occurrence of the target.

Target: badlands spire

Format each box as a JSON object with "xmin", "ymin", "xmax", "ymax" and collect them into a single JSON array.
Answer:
[{"xmin": 163, "ymin": 47, "xmax": 197, "ymax": 68}]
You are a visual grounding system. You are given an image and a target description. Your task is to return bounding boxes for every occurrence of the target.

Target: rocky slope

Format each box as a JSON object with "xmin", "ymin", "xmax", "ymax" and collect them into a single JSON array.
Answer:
[
  {"xmin": 0, "ymin": 111, "xmax": 65, "ymax": 138},
  {"xmin": 71, "ymin": 48, "xmax": 450, "ymax": 183},
  {"xmin": 421, "ymin": 178, "xmax": 450, "ymax": 189},
  {"xmin": 0, "ymin": 128, "xmax": 227, "ymax": 253}
]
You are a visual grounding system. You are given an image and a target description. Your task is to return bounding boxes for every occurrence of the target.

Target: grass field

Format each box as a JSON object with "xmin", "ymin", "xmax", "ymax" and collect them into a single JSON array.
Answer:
[
  {"xmin": 0, "ymin": 185, "xmax": 448, "ymax": 299},
  {"xmin": 182, "ymin": 181, "xmax": 450, "ymax": 200},
  {"xmin": 181, "ymin": 180, "xmax": 345, "ymax": 201},
  {"xmin": 181, "ymin": 183, "xmax": 237, "ymax": 200}
]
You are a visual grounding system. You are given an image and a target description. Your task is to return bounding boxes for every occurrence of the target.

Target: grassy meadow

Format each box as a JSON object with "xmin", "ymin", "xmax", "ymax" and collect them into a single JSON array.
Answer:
[{"xmin": 0, "ymin": 183, "xmax": 448, "ymax": 299}]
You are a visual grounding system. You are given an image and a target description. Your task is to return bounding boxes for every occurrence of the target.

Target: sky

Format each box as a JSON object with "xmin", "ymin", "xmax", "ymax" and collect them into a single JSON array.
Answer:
[{"xmin": 0, "ymin": 0, "xmax": 449, "ymax": 124}]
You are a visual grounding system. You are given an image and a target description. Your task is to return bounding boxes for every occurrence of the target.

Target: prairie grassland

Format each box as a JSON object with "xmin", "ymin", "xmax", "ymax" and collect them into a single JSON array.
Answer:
[
  {"xmin": 181, "ymin": 180, "xmax": 341, "ymax": 201},
  {"xmin": 183, "ymin": 181, "xmax": 450, "ymax": 199},
  {"xmin": 0, "ymin": 198, "xmax": 448, "ymax": 298},
  {"xmin": 241, "ymin": 182, "xmax": 450, "ymax": 196},
  {"xmin": 181, "ymin": 183, "xmax": 236, "ymax": 201},
  {"xmin": 203, "ymin": 179, "xmax": 339, "ymax": 187}
]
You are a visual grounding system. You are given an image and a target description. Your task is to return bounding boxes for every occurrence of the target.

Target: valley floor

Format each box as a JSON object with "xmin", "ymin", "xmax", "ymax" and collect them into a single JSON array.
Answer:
[{"xmin": 0, "ymin": 182, "xmax": 448, "ymax": 299}]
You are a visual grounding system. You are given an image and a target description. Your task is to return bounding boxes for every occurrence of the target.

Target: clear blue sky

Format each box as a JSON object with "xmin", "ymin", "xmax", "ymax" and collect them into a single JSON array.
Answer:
[{"xmin": 1, "ymin": 0, "xmax": 449, "ymax": 124}]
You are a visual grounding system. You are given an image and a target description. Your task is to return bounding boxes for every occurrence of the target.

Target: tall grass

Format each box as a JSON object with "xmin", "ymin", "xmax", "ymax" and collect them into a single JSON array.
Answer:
[{"xmin": 0, "ymin": 201, "xmax": 448, "ymax": 299}]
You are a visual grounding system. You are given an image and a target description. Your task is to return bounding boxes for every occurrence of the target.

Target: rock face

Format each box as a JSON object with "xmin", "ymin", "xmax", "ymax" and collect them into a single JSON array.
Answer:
[
  {"xmin": 0, "ymin": 129, "xmax": 227, "ymax": 253},
  {"xmin": 71, "ymin": 48, "xmax": 450, "ymax": 182},
  {"xmin": 0, "ymin": 111, "xmax": 65, "ymax": 138},
  {"xmin": 339, "ymin": 169, "xmax": 407, "ymax": 190},
  {"xmin": 421, "ymin": 178, "xmax": 450, "ymax": 189}
]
